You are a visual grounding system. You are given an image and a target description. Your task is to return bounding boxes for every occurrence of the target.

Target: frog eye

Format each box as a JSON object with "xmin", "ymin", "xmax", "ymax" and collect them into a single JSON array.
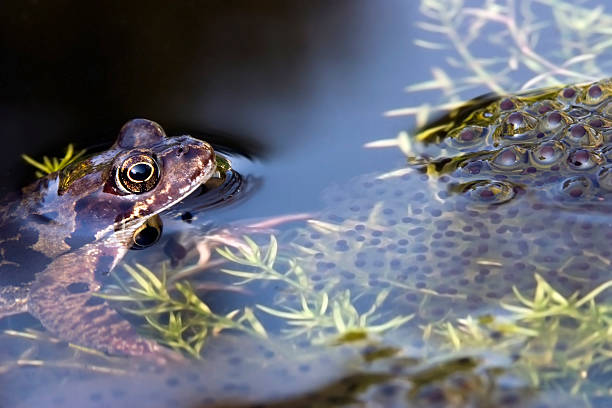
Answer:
[
  {"xmin": 131, "ymin": 215, "xmax": 163, "ymax": 250},
  {"xmin": 118, "ymin": 154, "xmax": 160, "ymax": 194}
]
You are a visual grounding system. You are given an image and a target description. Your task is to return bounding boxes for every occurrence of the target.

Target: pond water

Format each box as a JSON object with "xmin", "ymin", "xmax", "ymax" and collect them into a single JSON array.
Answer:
[{"xmin": 1, "ymin": 1, "xmax": 612, "ymax": 407}]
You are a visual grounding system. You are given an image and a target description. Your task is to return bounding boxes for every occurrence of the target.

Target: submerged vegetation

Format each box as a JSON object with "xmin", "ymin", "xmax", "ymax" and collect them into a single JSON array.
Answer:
[
  {"xmin": 388, "ymin": 0, "xmax": 612, "ymax": 124},
  {"xmin": 217, "ymin": 235, "xmax": 414, "ymax": 342},
  {"xmin": 97, "ymin": 235, "xmax": 414, "ymax": 356},
  {"xmin": 88, "ymin": 230, "xmax": 611, "ymax": 404},
  {"xmin": 430, "ymin": 274, "xmax": 612, "ymax": 398},
  {"xmin": 99, "ymin": 263, "xmax": 267, "ymax": 358},
  {"xmin": 3, "ymin": 234, "xmax": 610, "ymax": 403},
  {"xmin": 371, "ymin": 0, "xmax": 612, "ymax": 157}
]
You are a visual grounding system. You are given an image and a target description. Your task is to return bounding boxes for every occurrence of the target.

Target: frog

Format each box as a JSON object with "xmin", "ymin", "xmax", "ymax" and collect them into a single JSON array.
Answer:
[{"xmin": 0, "ymin": 118, "xmax": 216, "ymax": 357}]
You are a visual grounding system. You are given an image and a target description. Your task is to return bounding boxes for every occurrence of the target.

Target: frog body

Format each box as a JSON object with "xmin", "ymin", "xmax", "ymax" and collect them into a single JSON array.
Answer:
[{"xmin": 0, "ymin": 119, "xmax": 216, "ymax": 356}]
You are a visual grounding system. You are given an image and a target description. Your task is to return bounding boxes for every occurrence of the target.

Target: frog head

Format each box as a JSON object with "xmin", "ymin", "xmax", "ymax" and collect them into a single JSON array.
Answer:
[{"xmin": 48, "ymin": 119, "xmax": 216, "ymax": 254}]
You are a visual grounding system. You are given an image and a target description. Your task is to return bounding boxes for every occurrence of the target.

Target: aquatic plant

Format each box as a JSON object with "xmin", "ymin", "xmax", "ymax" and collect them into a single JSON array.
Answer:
[
  {"xmin": 99, "ymin": 263, "xmax": 267, "ymax": 357},
  {"xmin": 370, "ymin": 0, "xmax": 612, "ymax": 154},
  {"xmin": 96, "ymin": 229, "xmax": 612, "ymax": 402},
  {"xmin": 217, "ymin": 235, "xmax": 414, "ymax": 342},
  {"xmin": 429, "ymin": 274, "xmax": 612, "ymax": 398},
  {"xmin": 22, "ymin": 143, "xmax": 86, "ymax": 178},
  {"xmin": 87, "ymin": 231, "xmax": 413, "ymax": 356}
]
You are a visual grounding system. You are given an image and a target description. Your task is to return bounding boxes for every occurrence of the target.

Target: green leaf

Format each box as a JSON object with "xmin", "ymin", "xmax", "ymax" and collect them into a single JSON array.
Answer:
[
  {"xmin": 415, "ymin": 21, "xmax": 450, "ymax": 33},
  {"xmin": 319, "ymin": 292, "xmax": 329, "ymax": 315},
  {"xmin": 175, "ymin": 282, "xmax": 211, "ymax": 313},
  {"xmin": 242, "ymin": 307, "xmax": 268, "ymax": 337},
  {"xmin": 300, "ymin": 294, "xmax": 312, "ymax": 315},
  {"xmin": 242, "ymin": 235, "xmax": 261, "ymax": 261},
  {"xmin": 94, "ymin": 293, "xmax": 149, "ymax": 302},
  {"xmin": 216, "ymin": 247, "xmax": 254, "ymax": 266},
  {"xmin": 256, "ymin": 304, "xmax": 313, "ymax": 320},
  {"xmin": 511, "ymin": 285, "xmax": 534, "ymax": 308},
  {"xmin": 135, "ymin": 263, "xmax": 164, "ymax": 291},
  {"xmin": 575, "ymin": 280, "xmax": 612, "ymax": 308},
  {"xmin": 123, "ymin": 264, "xmax": 153, "ymax": 294},
  {"xmin": 21, "ymin": 154, "xmax": 51, "ymax": 173},
  {"xmin": 413, "ymin": 39, "xmax": 448, "ymax": 50},
  {"xmin": 290, "ymin": 261, "xmax": 309, "ymax": 287},
  {"xmin": 42, "ymin": 156, "xmax": 53, "ymax": 170},
  {"xmin": 332, "ymin": 301, "xmax": 346, "ymax": 332},
  {"xmin": 264, "ymin": 235, "xmax": 278, "ymax": 269},
  {"xmin": 446, "ymin": 322, "xmax": 461, "ymax": 350},
  {"xmin": 366, "ymin": 315, "xmax": 414, "ymax": 333}
]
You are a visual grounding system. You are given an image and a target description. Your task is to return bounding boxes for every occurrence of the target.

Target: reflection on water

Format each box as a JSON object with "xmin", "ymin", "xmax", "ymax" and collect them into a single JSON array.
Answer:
[{"xmin": 3, "ymin": 0, "xmax": 612, "ymax": 407}]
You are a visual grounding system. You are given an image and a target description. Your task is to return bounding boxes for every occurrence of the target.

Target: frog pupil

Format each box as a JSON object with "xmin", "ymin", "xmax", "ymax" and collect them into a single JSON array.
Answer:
[{"xmin": 129, "ymin": 163, "xmax": 153, "ymax": 182}]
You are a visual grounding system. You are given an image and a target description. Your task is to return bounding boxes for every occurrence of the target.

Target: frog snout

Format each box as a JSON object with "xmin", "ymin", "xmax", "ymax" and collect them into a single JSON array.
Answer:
[
  {"xmin": 191, "ymin": 141, "xmax": 215, "ymax": 164},
  {"xmin": 183, "ymin": 141, "xmax": 216, "ymax": 181},
  {"xmin": 173, "ymin": 138, "xmax": 214, "ymax": 162}
]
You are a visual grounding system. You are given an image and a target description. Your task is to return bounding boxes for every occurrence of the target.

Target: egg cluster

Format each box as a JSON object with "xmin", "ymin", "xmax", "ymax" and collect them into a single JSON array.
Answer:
[
  {"xmin": 443, "ymin": 80, "xmax": 612, "ymax": 202},
  {"xmin": 291, "ymin": 80, "xmax": 612, "ymax": 322}
]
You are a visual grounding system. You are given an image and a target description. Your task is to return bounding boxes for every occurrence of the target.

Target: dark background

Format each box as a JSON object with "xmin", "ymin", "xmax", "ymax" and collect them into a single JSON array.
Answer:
[{"xmin": 1, "ymin": 0, "xmax": 425, "ymax": 214}]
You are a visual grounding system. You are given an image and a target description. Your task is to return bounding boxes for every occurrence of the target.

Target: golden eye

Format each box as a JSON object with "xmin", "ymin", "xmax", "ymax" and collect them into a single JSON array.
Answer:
[
  {"xmin": 131, "ymin": 215, "xmax": 163, "ymax": 249},
  {"xmin": 118, "ymin": 154, "xmax": 160, "ymax": 194}
]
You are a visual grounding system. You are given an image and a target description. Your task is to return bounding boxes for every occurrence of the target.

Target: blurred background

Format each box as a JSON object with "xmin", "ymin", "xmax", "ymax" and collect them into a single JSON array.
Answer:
[{"xmin": 0, "ymin": 0, "xmax": 426, "ymax": 216}]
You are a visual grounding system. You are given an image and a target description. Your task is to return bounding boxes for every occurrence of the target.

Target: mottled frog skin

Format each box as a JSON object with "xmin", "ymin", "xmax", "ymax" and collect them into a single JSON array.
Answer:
[{"xmin": 0, "ymin": 119, "xmax": 216, "ymax": 356}]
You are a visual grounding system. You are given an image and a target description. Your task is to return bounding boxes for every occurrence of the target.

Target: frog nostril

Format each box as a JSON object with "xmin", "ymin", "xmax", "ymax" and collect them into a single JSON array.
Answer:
[{"xmin": 176, "ymin": 145, "xmax": 190, "ymax": 157}]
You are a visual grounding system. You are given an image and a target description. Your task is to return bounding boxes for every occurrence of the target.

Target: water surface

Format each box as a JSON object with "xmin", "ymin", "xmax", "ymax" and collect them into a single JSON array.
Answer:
[{"xmin": 1, "ymin": 1, "xmax": 612, "ymax": 407}]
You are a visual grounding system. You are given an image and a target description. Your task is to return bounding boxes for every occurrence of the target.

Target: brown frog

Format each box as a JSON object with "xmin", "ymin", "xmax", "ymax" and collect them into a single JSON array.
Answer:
[{"xmin": 0, "ymin": 119, "xmax": 216, "ymax": 357}]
